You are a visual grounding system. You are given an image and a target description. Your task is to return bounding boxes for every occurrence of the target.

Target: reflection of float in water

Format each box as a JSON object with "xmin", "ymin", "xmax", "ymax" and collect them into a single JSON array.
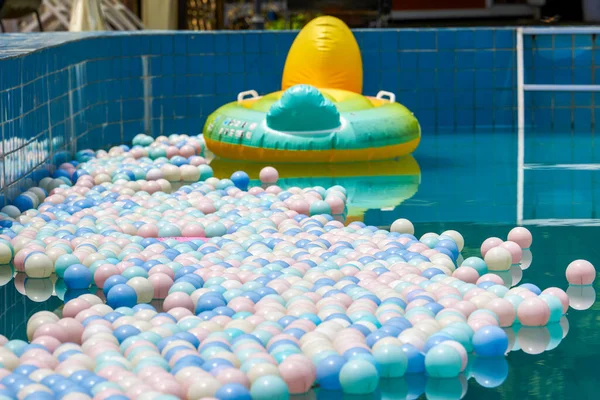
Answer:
[{"xmin": 209, "ymin": 156, "xmax": 421, "ymax": 223}]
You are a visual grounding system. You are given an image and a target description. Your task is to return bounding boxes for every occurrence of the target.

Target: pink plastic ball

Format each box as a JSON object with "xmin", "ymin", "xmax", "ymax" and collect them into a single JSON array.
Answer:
[
  {"xmin": 566, "ymin": 260, "xmax": 596, "ymax": 285},
  {"xmin": 32, "ymin": 323, "xmax": 67, "ymax": 343},
  {"xmin": 259, "ymin": 167, "xmax": 279, "ymax": 184},
  {"xmin": 152, "ymin": 379, "xmax": 184, "ymax": 398},
  {"xmin": 148, "ymin": 273, "xmax": 174, "ymax": 299},
  {"xmin": 517, "ymin": 297, "xmax": 550, "ymax": 326},
  {"xmin": 485, "ymin": 298, "xmax": 516, "ymax": 327},
  {"xmin": 179, "ymin": 145, "xmax": 197, "ymax": 158},
  {"xmin": 452, "ymin": 301, "xmax": 477, "ymax": 318},
  {"xmin": 62, "ymin": 299, "xmax": 93, "ymax": 318},
  {"xmin": 476, "ymin": 274, "xmax": 504, "ymax": 285},
  {"xmin": 94, "ymin": 264, "xmax": 120, "ymax": 288},
  {"xmin": 480, "ymin": 237, "xmax": 503, "ymax": 257},
  {"xmin": 278, "ymin": 356, "xmax": 316, "ymax": 394},
  {"xmin": 215, "ymin": 368, "xmax": 250, "ymax": 388},
  {"xmin": 325, "ymin": 196, "xmax": 345, "ymax": 215},
  {"xmin": 138, "ymin": 224, "xmax": 159, "ymax": 238},
  {"xmin": 31, "ymin": 336, "xmax": 62, "ymax": 353},
  {"xmin": 499, "ymin": 241, "xmax": 523, "ymax": 264},
  {"xmin": 452, "ymin": 267, "xmax": 479, "ymax": 283},
  {"xmin": 182, "ymin": 224, "xmax": 205, "ymax": 237},
  {"xmin": 507, "ymin": 227, "xmax": 533, "ymax": 249},
  {"xmin": 57, "ymin": 318, "xmax": 84, "ymax": 344},
  {"xmin": 163, "ymin": 292, "xmax": 194, "ymax": 312}
]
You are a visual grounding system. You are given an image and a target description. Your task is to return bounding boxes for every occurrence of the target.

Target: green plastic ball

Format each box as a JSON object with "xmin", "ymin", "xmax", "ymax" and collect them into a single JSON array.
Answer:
[
  {"xmin": 339, "ymin": 359, "xmax": 379, "ymax": 395},
  {"xmin": 425, "ymin": 344, "xmax": 462, "ymax": 378},
  {"xmin": 250, "ymin": 375, "xmax": 290, "ymax": 400},
  {"xmin": 373, "ymin": 344, "xmax": 408, "ymax": 378}
]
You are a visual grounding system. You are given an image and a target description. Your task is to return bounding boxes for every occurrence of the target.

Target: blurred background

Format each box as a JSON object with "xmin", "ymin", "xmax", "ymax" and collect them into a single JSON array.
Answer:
[{"xmin": 0, "ymin": 0, "xmax": 598, "ymax": 33}]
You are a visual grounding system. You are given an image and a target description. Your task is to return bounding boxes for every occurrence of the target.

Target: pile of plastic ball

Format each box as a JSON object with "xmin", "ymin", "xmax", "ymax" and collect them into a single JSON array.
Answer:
[{"xmin": 0, "ymin": 135, "xmax": 596, "ymax": 400}]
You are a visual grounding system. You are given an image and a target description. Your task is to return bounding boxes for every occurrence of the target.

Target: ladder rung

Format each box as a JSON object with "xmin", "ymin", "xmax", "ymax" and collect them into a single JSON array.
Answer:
[
  {"xmin": 523, "ymin": 84, "xmax": 600, "ymax": 92},
  {"xmin": 522, "ymin": 27, "xmax": 600, "ymax": 35}
]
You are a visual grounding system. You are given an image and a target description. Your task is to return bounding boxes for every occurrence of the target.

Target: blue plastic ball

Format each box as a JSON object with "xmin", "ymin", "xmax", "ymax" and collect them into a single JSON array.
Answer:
[
  {"xmin": 13, "ymin": 195, "xmax": 34, "ymax": 212},
  {"xmin": 106, "ymin": 284, "xmax": 137, "ymax": 308},
  {"xmin": 422, "ymin": 268, "xmax": 445, "ymax": 279},
  {"xmin": 520, "ymin": 283, "xmax": 541, "ymax": 295},
  {"xmin": 103, "ymin": 275, "xmax": 128, "ymax": 296},
  {"xmin": 424, "ymin": 333, "xmax": 453, "ymax": 353},
  {"xmin": 315, "ymin": 354, "xmax": 345, "ymax": 391},
  {"xmin": 214, "ymin": 383, "xmax": 252, "ymax": 400},
  {"xmin": 231, "ymin": 171, "xmax": 250, "ymax": 191},
  {"xmin": 64, "ymin": 264, "xmax": 93, "ymax": 290},
  {"xmin": 113, "ymin": 325, "xmax": 141, "ymax": 344},
  {"xmin": 472, "ymin": 326, "xmax": 509, "ymax": 357},
  {"xmin": 401, "ymin": 344, "xmax": 425, "ymax": 373}
]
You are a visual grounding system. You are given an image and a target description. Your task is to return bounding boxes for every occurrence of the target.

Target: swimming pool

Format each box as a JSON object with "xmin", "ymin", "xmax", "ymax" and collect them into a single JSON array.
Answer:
[
  {"xmin": 1, "ymin": 128, "xmax": 598, "ymax": 399},
  {"xmin": 0, "ymin": 27, "xmax": 599, "ymax": 399}
]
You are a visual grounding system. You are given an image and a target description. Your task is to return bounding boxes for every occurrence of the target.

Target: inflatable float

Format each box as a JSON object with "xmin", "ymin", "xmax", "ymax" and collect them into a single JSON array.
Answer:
[{"xmin": 203, "ymin": 16, "xmax": 421, "ymax": 163}]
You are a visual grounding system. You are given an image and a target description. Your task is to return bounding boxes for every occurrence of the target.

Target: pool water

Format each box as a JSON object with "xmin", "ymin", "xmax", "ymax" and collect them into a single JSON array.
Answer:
[{"xmin": 0, "ymin": 129, "xmax": 598, "ymax": 399}]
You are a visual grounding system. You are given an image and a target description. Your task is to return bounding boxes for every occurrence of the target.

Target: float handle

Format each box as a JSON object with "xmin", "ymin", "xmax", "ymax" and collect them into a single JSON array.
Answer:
[
  {"xmin": 375, "ymin": 91, "xmax": 396, "ymax": 103},
  {"xmin": 237, "ymin": 90, "xmax": 260, "ymax": 103}
]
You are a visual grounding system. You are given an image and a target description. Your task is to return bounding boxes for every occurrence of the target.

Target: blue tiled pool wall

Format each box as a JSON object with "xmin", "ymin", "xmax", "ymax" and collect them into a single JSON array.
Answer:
[
  {"xmin": 0, "ymin": 28, "xmax": 597, "ymax": 209},
  {"xmin": 524, "ymin": 33, "xmax": 600, "ymax": 132}
]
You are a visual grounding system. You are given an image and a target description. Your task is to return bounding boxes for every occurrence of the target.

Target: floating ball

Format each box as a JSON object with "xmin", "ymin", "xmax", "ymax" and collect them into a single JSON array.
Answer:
[
  {"xmin": 1, "ymin": 205, "xmax": 21, "ymax": 218},
  {"xmin": 23, "ymin": 253, "xmax": 54, "ymax": 278},
  {"xmin": 127, "ymin": 277, "xmax": 154, "ymax": 303},
  {"xmin": 484, "ymin": 247, "xmax": 512, "ymax": 272},
  {"xmin": 64, "ymin": 264, "xmax": 93, "ymax": 290},
  {"xmin": 338, "ymin": 359, "xmax": 379, "ymax": 395},
  {"xmin": 106, "ymin": 284, "xmax": 137, "ymax": 308},
  {"xmin": 231, "ymin": 171, "xmax": 250, "ymax": 191},
  {"xmin": 517, "ymin": 297, "xmax": 550, "ymax": 327},
  {"xmin": 441, "ymin": 230, "xmax": 464, "ymax": 252},
  {"xmin": 425, "ymin": 344, "xmax": 462, "ymax": 378},
  {"xmin": 278, "ymin": 356, "xmax": 315, "ymax": 394},
  {"xmin": 566, "ymin": 260, "xmax": 596, "ymax": 285},
  {"xmin": 472, "ymin": 326, "xmax": 509, "ymax": 357},
  {"xmin": 372, "ymin": 344, "xmax": 408, "ymax": 378},
  {"xmin": 0, "ymin": 239, "xmax": 15, "ymax": 264},
  {"xmin": 461, "ymin": 257, "xmax": 487, "ymax": 275},
  {"xmin": 214, "ymin": 383, "xmax": 252, "ymax": 400},
  {"xmin": 13, "ymin": 195, "xmax": 35, "ymax": 212},
  {"xmin": 390, "ymin": 219, "xmax": 414, "ymax": 235},
  {"xmin": 507, "ymin": 227, "xmax": 532, "ymax": 249},
  {"xmin": 452, "ymin": 267, "xmax": 479, "ymax": 284},
  {"xmin": 259, "ymin": 167, "xmax": 279, "ymax": 184},
  {"xmin": 499, "ymin": 241, "xmax": 522, "ymax": 264},
  {"xmin": 541, "ymin": 287, "xmax": 569, "ymax": 313},
  {"xmin": 315, "ymin": 355, "xmax": 345, "ymax": 391},
  {"xmin": 250, "ymin": 375, "xmax": 289, "ymax": 400},
  {"xmin": 309, "ymin": 201, "xmax": 331, "ymax": 216},
  {"xmin": 205, "ymin": 223, "xmax": 227, "ymax": 238}
]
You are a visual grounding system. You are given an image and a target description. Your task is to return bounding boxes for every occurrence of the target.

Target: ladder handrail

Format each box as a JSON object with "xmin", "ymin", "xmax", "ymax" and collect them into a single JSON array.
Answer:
[{"xmin": 522, "ymin": 26, "xmax": 600, "ymax": 35}]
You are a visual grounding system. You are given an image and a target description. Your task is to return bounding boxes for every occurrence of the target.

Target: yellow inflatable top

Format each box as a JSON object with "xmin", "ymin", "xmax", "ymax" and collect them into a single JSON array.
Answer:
[{"xmin": 281, "ymin": 16, "xmax": 363, "ymax": 94}]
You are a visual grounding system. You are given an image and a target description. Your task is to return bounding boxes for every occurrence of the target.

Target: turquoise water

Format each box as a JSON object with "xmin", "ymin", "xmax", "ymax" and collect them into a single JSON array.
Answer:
[{"xmin": 0, "ymin": 130, "xmax": 598, "ymax": 399}]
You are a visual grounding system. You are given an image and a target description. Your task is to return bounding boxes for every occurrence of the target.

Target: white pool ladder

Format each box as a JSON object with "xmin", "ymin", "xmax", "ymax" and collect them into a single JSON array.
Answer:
[{"xmin": 516, "ymin": 27, "xmax": 600, "ymax": 225}]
